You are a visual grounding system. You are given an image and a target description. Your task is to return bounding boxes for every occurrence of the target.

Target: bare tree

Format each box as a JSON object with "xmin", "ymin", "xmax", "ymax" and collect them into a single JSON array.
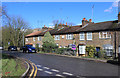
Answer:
[{"xmin": 2, "ymin": 16, "xmax": 31, "ymax": 47}]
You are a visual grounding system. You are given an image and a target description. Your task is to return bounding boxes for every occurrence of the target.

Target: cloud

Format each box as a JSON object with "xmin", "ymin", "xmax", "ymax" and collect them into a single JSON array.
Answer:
[
  {"xmin": 104, "ymin": 7, "xmax": 113, "ymax": 12},
  {"xmin": 49, "ymin": 26, "xmax": 54, "ymax": 28},
  {"xmin": 76, "ymin": 23, "xmax": 82, "ymax": 25},
  {"xmin": 104, "ymin": 0, "xmax": 119, "ymax": 12}
]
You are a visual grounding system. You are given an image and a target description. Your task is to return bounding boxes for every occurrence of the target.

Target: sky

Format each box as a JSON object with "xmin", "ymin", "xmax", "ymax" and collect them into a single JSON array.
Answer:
[{"xmin": 2, "ymin": 2, "xmax": 119, "ymax": 29}]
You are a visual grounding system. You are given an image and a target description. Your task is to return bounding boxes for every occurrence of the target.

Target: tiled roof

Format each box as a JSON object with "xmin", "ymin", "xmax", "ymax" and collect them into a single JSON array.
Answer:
[
  {"xmin": 25, "ymin": 20, "xmax": 120, "ymax": 38},
  {"xmin": 76, "ymin": 20, "xmax": 120, "ymax": 32},
  {"xmin": 25, "ymin": 29, "xmax": 51, "ymax": 38},
  {"xmin": 26, "ymin": 31, "xmax": 42, "ymax": 37},
  {"xmin": 49, "ymin": 25, "xmax": 82, "ymax": 35}
]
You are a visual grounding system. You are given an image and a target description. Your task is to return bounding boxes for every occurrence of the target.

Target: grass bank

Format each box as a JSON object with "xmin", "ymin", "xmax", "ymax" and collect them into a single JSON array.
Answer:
[{"xmin": 2, "ymin": 54, "xmax": 26, "ymax": 77}]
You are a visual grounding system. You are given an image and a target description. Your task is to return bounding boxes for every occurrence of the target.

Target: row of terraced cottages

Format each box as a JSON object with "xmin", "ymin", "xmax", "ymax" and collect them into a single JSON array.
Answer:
[{"xmin": 25, "ymin": 15, "xmax": 120, "ymax": 56}]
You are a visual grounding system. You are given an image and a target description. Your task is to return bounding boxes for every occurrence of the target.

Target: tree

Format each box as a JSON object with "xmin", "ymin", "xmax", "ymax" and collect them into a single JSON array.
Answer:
[
  {"xmin": 1, "ymin": 6, "xmax": 32, "ymax": 48},
  {"xmin": 42, "ymin": 32, "xmax": 57, "ymax": 52},
  {"xmin": 2, "ymin": 16, "xmax": 31, "ymax": 48}
]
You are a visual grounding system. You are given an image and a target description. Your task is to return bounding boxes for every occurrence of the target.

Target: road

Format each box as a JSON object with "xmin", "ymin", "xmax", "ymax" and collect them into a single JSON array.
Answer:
[{"xmin": 2, "ymin": 51, "xmax": 119, "ymax": 77}]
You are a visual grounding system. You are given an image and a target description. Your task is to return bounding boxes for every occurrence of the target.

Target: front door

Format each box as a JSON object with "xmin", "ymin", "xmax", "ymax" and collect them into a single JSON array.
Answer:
[
  {"xmin": 79, "ymin": 45, "xmax": 86, "ymax": 54},
  {"xmin": 96, "ymin": 47, "xmax": 100, "ymax": 52}
]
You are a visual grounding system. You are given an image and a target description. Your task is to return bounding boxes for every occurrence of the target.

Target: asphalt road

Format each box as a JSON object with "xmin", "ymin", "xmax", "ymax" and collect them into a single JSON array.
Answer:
[{"xmin": 2, "ymin": 51, "xmax": 119, "ymax": 77}]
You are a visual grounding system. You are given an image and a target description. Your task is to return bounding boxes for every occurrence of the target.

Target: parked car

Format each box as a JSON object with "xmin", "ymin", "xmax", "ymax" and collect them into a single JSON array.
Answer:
[
  {"xmin": 23, "ymin": 45, "xmax": 36, "ymax": 53},
  {"xmin": 0, "ymin": 46, "xmax": 4, "ymax": 50},
  {"xmin": 8, "ymin": 46, "xmax": 17, "ymax": 51}
]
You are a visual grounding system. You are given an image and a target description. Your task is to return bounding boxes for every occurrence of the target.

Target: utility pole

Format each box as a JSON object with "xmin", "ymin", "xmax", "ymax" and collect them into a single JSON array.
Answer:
[
  {"xmin": 23, "ymin": 32, "xmax": 24, "ymax": 46},
  {"xmin": 114, "ymin": 31, "xmax": 117, "ymax": 59}
]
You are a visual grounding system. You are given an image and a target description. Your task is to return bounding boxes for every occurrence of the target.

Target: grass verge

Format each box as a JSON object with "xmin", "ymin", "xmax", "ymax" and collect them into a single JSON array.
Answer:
[{"xmin": 2, "ymin": 54, "xmax": 26, "ymax": 77}]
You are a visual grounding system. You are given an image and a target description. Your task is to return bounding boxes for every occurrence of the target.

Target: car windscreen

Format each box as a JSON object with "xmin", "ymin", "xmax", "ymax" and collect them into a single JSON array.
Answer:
[{"xmin": 26, "ymin": 45, "xmax": 34, "ymax": 48}]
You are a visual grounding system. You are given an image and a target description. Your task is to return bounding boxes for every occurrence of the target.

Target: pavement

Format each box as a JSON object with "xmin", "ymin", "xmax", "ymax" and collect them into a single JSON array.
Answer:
[{"xmin": 1, "ymin": 50, "xmax": 120, "ymax": 78}]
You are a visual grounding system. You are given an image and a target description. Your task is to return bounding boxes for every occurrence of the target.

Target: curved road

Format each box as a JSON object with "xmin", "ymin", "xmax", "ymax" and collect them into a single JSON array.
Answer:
[{"xmin": 2, "ymin": 51, "xmax": 119, "ymax": 78}]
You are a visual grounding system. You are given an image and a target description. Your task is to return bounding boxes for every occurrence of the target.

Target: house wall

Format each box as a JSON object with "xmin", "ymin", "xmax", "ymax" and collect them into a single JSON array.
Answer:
[
  {"xmin": 25, "ymin": 36, "xmax": 43, "ymax": 47},
  {"xmin": 74, "ymin": 32, "xmax": 112, "ymax": 48},
  {"xmin": 25, "ymin": 31, "xmax": 119, "ymax": 56},
  {"xmin": 53, "ymin": 35, "xmax": 74, "ymax": 48}
]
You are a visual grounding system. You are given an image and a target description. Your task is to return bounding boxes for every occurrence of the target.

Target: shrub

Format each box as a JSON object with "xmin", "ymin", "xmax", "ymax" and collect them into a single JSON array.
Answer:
[
  {"xmin": 56, "ymin": 48, "xmax": 68, "ymax": 54},
  {"xmin": 86, "ymin": 45, "xmax": 96, "ymax": 58},
  {"xmin": 42, "ymin": 32, "xmax": 58, "ymax": 52},
  {"xmin": 42, "ymin": 42, "xmax": 58, "ymax": 52},
  {"xmin": 98, "ymin": 50, "xmax": 106, "ymax": 58},
  {"xmin": 35, "ymin": 44, "xmax": 40, "ymax": 52}
]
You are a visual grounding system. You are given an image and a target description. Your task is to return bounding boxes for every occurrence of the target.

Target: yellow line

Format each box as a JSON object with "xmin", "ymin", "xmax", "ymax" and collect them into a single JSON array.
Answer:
[
  {"xmin": 29, "ymin": 62, "xmax": 34, "ymax": 78},
  {"xmin": 22, "ymin": 58, "xmax": 37, "ymax": 78},
  {"xmin": 33, "ymin": 63, "xmax": 38, "ymax": 78}
]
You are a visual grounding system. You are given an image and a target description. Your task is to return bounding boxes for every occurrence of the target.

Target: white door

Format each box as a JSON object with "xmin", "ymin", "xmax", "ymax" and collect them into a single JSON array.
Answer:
[{"xmin": 79, "ymin": 45, "xmax": 86, "ymax": 54}]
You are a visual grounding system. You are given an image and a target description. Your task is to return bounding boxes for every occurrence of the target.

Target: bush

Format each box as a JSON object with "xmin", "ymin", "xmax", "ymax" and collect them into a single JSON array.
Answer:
[
  {"xmin": 42, "ymin": 32, "xmax": 58, "ymax": 52},
  {"xmin": 35, "ymin": 44, "xmax": 40, "ymax": 52},
  {"xmin": 98, "ymin": 50, "xmax": 106, "ymax": 58},
  {"xmin": 56, "ymin": 48, "xmax": 68, "ymax": 54},
  {"xmin": 42, "ymin": 42, "xmax": 58, "ymax": 52},
  {"xmin": 86, "ymin": 45, "xmax": 96, "ymax": 58}
]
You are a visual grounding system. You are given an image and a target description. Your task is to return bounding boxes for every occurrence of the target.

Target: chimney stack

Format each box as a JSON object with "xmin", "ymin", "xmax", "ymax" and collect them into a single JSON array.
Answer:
[
  {"xmin": 44, "ymin": 25, "xmax": 45, "ymax": 27},
  {"xmin": 118, "ymin": 12, "xmax": 120, "ymax": 23},
  {"xmin": 89, "ymin": 19, "xmax": 92, "ymax": 22},
  {"xmin": 66, "ymin": 22, "xmax": 67, "ymax": 25},
  {"xmin": 82, "ymin": 18, "xmax": 89, "ymax": 26}
]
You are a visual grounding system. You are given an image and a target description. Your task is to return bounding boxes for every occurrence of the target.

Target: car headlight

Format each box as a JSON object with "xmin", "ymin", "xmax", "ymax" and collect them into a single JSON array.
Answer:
[{"xmin": 28, "ymin": 48, "xmax": 32, "ymax": 50}]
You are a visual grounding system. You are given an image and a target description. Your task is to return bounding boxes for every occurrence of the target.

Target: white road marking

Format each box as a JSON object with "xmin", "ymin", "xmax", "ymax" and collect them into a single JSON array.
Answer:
[
  {"xmin": 43, "ymin": 67, "xmax": 50, "ymax": 69},
  {"xmin": 36, "ymin": 65, "xmax": 42, "ymax": 67},
  {"xmin": 63, "ymin": 72, "xmax": 73, "ymax": 76},
  {"xmin": 44, "ymin": 71, "xmax": 52, "ymax": 74},
  {"xmin": 56, "ymin": 74, "xmax": 64, "ymax": 77},
  {"xmin": 37, "ymin": 68, "xmax": 43, "ymax": 71},
  {"xmin": 51, "ymin": 69, "xmax": 59, "ymax": 72}
]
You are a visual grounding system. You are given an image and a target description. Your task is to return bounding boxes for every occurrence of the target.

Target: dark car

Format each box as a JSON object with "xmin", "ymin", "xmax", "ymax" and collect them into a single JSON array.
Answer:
[
  {"xmin": 8, "ymin": 46, "xmax": 17, "ymax": 51},
  {"xmin": 23, "ymin": 45, "xmax": 36, "ymax": 53}
]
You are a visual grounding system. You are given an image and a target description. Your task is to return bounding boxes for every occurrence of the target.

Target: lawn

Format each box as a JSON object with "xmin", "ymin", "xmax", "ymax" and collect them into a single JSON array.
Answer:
[{"xmin": 2, "ymin": 54, "xmax": 26, "ymax": 77}]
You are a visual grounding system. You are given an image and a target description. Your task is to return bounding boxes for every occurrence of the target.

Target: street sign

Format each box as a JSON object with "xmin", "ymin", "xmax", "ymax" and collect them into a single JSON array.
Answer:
[{"xmin": 72, "ymin": 44, "xmax": 76, "ymax": 50}]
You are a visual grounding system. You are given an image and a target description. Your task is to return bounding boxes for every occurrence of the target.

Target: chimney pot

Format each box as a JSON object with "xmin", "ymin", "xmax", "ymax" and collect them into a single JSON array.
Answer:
[{"xmin": 83, "ymin": 18, "xmax": 86, "ymax": 20}]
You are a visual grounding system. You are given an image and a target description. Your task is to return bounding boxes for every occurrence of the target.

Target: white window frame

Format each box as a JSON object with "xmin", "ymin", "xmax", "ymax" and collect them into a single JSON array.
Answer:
[
  {"xmin": 55, "ymin": 35, "xmax": 60, "ymax": 40},
  {"xmin": 99, "ymin": 32, "xmax": 111, "ymax": 39},
  {"xmin": 79, "ymin": 32, "xmax": 85, "ymax": 40},
  {"xmin": 66, "ymin": 34, "xmax": 73, "ymax": 40},
  {"xmin": 26, "ymin": 38, "xmax": 28, "ymax": 41},
  {"xmin": 38, "ymin": 36, "xmax": 41, "ymax": 41},
  {"xmin": 33, "ymin": 37, "xmax": 35, "ymax": 41},
  {"xmin": 87, "ymin": 32, "xmax": 92, "ymax": 40}
]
